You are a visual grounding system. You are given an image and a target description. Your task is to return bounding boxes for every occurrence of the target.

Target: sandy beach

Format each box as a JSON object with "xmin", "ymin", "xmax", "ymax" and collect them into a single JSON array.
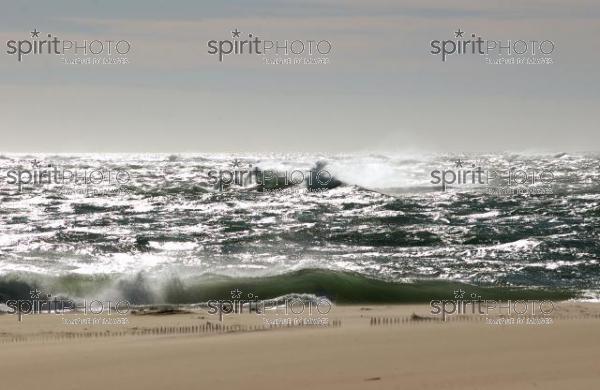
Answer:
[
  {"xmin": 1, "ymin": 302, "xmax": 599, "ymax": 390},
  {"xmin": 1, "ymin": 1, "xmax": 598, "ymax": 389}
]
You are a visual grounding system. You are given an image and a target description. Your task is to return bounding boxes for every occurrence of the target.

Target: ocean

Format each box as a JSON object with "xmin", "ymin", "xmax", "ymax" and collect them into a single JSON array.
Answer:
[{"xmin": 0, "ymin": 152, "xmax": 598, "ymax": 304}]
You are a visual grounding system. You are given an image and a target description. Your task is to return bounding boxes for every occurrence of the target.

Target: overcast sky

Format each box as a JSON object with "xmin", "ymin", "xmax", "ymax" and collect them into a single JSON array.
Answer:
[{"xmin": 0, "ymin": 0, "xmax": 598, "ymax": 153}]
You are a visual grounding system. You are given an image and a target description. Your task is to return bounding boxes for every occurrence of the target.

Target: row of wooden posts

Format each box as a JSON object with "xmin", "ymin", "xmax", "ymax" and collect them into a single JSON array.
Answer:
[
  {"xmin": 369, "ymin": 313, "xmax": 600, "ymax": 326},
  {"xmin": 0, "ymin": 319, "xmax": 343, "ymax": 344}
]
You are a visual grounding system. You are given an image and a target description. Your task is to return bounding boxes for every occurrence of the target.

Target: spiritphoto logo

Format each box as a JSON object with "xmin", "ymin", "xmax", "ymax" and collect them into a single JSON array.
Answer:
[
  {"xmin": 1, "ymin": 289, "xmax": 131, "ymax": 323},
  {"xmin": 207, "ymin": 159, "xmax": 335, "ymax": 191},
  {"xmin": 430, "ymin": 289, "xmax": 555, "ymax": 325},
  {"xmin": 207, "ymin": 289, "xmax": 333, "ymax": 326},
  {"xmin": 5, "ymin": 28, "xmax": 131, "ymax": 64},
  {"xmin": 430, "ymin": 28, "xmax": 555, "ymax": 64},
  {"xmin": 207, "ymin": 28, "xmax": 332, "ymax": 64},
  {"xmin": 429, "ymin": 158, "xmax": 555, "ymax": 194},
  {"xmin": 2, "ymin": 158, "xmax": 131, "ymax": 192}
]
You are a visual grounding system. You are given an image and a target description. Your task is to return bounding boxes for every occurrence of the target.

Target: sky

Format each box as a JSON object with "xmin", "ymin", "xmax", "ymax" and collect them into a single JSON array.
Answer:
[{"xmin": 0, "ymin": 0, "xmax": 598, "ymax": 153}]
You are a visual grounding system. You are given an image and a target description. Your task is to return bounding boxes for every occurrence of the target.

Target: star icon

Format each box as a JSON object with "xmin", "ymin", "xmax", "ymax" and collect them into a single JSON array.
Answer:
[
  {"xmin": 230, "ymin": 159, "xmax": 241, "ymax": 168},
  {"xmin": 453, "ymin": 289, "xmax": 466, "ymax": 299},
  {"xmin": 31, "ymin": 29, "xmax": 40, "ymax": 38},
  {"xmin": 232, "ymin": 29, "xmax": 241, "ymax": 38},
  {"xmin": 230, "ymin": 289, "xmax": 242, "ymax": 299},
  {"xmin": 30, "ymin": 289, "xmax": 41, "ymax": 299},
  {"xmin": 31, "ymin": 159, "xmax": 41, "ymax": 168},
  {"xmin": 454, "ymin": 159, "xmax": 464, "ymax": 168},
  {"xmin": 455, "ymin": 29, "xmax": 464, "ymax": 38}
]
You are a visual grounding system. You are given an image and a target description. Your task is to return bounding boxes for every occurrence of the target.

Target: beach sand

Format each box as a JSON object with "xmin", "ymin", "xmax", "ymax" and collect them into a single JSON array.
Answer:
[{"xmin": 1, "ymin": 302, "xmax": 599, "ymax": 389}]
